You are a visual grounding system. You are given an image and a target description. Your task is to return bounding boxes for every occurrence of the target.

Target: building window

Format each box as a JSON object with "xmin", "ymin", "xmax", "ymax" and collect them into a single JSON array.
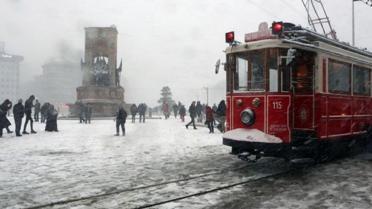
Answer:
[
  {"xmin": 328, "ymin": 59, "xmax": 351, "ymax": 94},
  {"xmin": 353, "ymin": 65, "xmax": 370, "ymax": 96}
]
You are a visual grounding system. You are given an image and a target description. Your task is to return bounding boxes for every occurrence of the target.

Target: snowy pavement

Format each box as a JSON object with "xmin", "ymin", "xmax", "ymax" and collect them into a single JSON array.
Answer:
[
  {"xmin": 1, "ymin": 118, "xmax": 372, "ymax": 209},
  {"xmin": 0, "ymin": 118, "xmax": 239, "ymax": 209}
]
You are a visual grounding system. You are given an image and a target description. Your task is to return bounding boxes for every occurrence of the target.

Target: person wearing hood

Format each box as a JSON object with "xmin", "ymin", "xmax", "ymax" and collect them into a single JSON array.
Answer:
[
  {"xmin": 115, "ymin": 104, "xmax": 127, "ymax": 136},
  {"xmin": 130, "ymin": 104, "xmax": 138, "ymax": 123},
  {"xmin": 23, "ymin": 95, "xmax": 37, "ymax": 134},
  {"xmin": 13, "ymin": 99, "xmax": 25, "ymax": 137},
  {"xmin": 0, "ymin": 99, "xmax": 13, "ymax": 137},
  {"xmin": 186, "ymin": 101, "xmax": 197, "ymax": 130},
  {"xmin": 45, "ymin": 105, "xmax": 59, "ymax": 132}
]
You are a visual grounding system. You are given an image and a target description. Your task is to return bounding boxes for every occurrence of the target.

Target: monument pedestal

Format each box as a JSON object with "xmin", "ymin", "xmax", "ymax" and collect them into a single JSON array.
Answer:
[
  {"xmin": 77, "ymin": 86, "xmax": 124, "ymax": 117},
  {"xmin": 71, "ymin": 26, "xmax": 125, "ymax": 117}
]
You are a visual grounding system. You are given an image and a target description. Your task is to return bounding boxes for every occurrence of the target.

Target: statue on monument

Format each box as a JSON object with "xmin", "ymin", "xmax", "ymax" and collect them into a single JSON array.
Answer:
[
  {"xmin": 75, "ymin": 26, "xmax": 125, "ymax": 117},
  {"xmin": 92, "ymin": 56, "xmax": 110, "ymax": 86},
  {"xmin": 115, "ymin": 59, "xmax": 122, "ymax": 87}
]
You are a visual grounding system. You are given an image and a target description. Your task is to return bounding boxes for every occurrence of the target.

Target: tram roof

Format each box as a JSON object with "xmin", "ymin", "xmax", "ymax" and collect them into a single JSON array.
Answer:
[
  {"xmin": 225, "ymin": 22, "xmax": 372, "ymax": 65},
  {"xmin": 226, "ymin": 34, "xmax": 372, "ymax": 66}
]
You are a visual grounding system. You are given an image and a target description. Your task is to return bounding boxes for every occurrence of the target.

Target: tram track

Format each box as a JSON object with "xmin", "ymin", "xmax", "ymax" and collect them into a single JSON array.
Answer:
[
  {"xmin": 24, "ymin": 159, "xmax": 272, "ymax": 209},
  {"xmin": 136, "ymin": 168, "xmax": 291, "ymax": 209},
  {"xmin": 25, "ymin": 158, "xmax": 290, "ymax": 209}
]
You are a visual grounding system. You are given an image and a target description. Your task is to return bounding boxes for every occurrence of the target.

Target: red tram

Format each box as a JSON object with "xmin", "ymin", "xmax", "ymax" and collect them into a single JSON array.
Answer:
[{"xmin": 222, "ymin": 22, "xmax": 372, "ymax": 163}]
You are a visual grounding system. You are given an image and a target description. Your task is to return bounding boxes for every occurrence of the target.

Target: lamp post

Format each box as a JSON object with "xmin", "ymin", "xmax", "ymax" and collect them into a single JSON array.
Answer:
[
  {"xmin": 352, "ymin": 0, "xmax": 372, "ymax": 46},
  {"xmin": 203, "ymin": 87, "xmax": 209, "ymax": 105}
]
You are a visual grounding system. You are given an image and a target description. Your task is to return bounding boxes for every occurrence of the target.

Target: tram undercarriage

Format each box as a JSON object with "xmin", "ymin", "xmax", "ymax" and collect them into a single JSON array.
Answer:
[{"xmin": 223, "ymin": 130, "xmax": 371, "ymax": 164}]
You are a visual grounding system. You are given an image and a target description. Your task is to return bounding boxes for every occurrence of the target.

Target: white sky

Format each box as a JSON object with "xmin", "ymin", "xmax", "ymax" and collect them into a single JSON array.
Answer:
[{"xmin": 0, "ymin": 0, "xmax": 371, "ymax": 106}]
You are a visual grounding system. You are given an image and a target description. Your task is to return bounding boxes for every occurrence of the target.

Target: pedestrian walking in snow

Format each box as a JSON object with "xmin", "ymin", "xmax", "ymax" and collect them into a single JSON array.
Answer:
[
  {"xmin": 205, "ymin": 105, "xmax": 214, "ymax": 133},
  {"xmin": 186, "ymin": 101, "xmax": 197, "ymax": 129},
  {"xmin": 85, "ymin": 105, "xmax": 92, "ymax": 124},
  {"xmin": 34, "ymin": 99, "xmax": 41, "ymax": 122},
  {"xmin": 162, "ymin": 102, "xmax": 170, "ymax": 119},
  {"xmin": 215, "ymin": 100, "xmax": 226, "ymax": 133},
  {"xmin": 23, "ymin": 95, "xmax": 37, "ymax": 134},
  {"xmin": 45, "ymin": 105, "xmax": 58, "ymax": 132},
  {"xmin": 212, "ymin": 104, "xmax": 218, "ymax": 112},
  {"xmin": 130, "ymin": 104, "xmax": 138, "ymax": 123},
  {"xmin": 179, "ymin": 104, "xmax": 186, "ymax": 122},
  {"xmin": 116, "ymin": 105, "xmax": 127, "ymax": 136},
  {"xmin": 138, "ymin": 103, "xmax": 147, "ymax": 123},
  {"xmin": 172, "ymin": 103, "xmax": 179, "ymax": 118},
  {"xmin": 196, "ymin": 101, "xmax": 203, "ymax": 123},
  {"xmin": 78, "ymin": 102, "xmax": 85, "ymax": 123},
  {"xmin": 40, "ymin": 102, "xmax": 49, "ymax": 123},
  {"xmin": 13, "ymin": 99, "xmax": 25, "ymax": 137},
  {"xmin": 0, "ymin": 99, "xmax": 13, "ymax": 137}
]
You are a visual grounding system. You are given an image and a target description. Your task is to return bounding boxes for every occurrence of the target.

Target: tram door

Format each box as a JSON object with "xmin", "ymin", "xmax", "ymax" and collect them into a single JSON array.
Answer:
[{"xmin": 291, "ymin": 51, "xmax": 315, "ymax": 130}]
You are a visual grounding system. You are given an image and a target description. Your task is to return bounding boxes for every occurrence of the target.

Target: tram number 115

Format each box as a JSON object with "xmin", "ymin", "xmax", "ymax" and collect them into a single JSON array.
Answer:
[{"xmin": 272, "ymin": 101, "xmax": 283, "ymax": 110}]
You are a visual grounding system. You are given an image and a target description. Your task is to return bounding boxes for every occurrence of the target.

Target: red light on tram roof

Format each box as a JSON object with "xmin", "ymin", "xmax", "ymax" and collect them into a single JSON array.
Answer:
[
  {"xmin": 272, "ymin": 22, "xmax": 284, "ymax": 35},
  {"xmin": 225, "ymin": 31, "xmax": 235, "ymax": 44}
]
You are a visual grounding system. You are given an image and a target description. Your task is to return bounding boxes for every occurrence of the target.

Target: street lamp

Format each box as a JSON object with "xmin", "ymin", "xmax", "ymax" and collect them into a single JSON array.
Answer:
[
  {"xmin": 203, "ymin": 87, "xmax": 209, "ymax": 105},
  {"xmin": 352, "ymin": 0, "xmax": 372, "ymax": 46}
]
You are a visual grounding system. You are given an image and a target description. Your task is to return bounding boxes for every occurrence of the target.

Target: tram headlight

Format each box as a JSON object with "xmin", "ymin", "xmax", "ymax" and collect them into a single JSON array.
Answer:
[{"xmin": 240, "ymin": 109, "xmax": 255, "ymax": 126}]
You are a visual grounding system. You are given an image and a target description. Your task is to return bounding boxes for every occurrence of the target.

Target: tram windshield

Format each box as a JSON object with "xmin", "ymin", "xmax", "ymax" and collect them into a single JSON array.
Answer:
[
  {"xmin": 228, "ymin": 48, "xmax": 280, "ymax": 92},
  {"xmin": 227, "ymin": 48, "xmax": 314, "ymax": 94},
  {"xmin": 234, "ymin": 50, "xmax": 265, "ymax": 91}
]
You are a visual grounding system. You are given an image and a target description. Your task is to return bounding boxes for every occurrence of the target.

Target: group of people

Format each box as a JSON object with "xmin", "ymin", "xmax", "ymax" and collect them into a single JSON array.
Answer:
[
  {"xmin": 78, "ymin": 102, "xmax": 92, "ymax": 124},
  {"xmin": 161, "ymin": 100, "xmax": 226, "ymax": 134},
  {"xmin": 0, "ymin": 95, "xmax": 58, "ymax": 138},
  {"xmin": 130, "ymin": 103, "xmax": 147, "ymax": 123},
  {"xmin": 161, "ymin": 102, "xmax": 187, "ymax": 121},
  {"xmin": 114, "ymin": 103, "xmax": 147, "ymax": 136},
  {"xmin": 185, "ymin": 100, "xmax": 226, "ymax": 134}
]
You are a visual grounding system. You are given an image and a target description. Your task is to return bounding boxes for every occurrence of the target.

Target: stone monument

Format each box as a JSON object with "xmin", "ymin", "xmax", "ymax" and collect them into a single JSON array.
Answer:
[{"xmin": 76, "ymin": 26, "xmax": 124, "ymax": 116}]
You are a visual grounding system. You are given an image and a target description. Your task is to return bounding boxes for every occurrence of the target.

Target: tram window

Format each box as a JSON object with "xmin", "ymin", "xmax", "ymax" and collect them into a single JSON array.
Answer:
[
  {"xmin": 270, "ymin": 69, "xmax": 278, "ymax": 92},
  {"xmin": 234, "ymin": 56, "xmax": 249, "ymax": 91},
  {"xmin": 226, "ymin": 54, "xmax": 235, "ymax": 93},
  {"xmin": 279, "ymin": 49, "xmax": 291, "ymax": 92},
  {"xmin": 268, "ymin": 49, "xmax": 278, "ymax": 92},
  {"xmin": 353, "ymin": 66, "xmax": 370, "ymax": 96},
  {"xmin": 328, "ymin": 59, "xmax": 351, "ymax": 94},
  {"xmin": 249, "ymin": 52, "xmax": 265, "ymax": 91}
]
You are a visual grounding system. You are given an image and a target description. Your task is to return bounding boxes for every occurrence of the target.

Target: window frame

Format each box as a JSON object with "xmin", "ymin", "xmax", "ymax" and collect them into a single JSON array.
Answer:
[
  {"xmin": 328, "ymin": 59, "xmax": 351, "ymax": 95},
  {"xmin": 353, "ymin": 64, "xmax": 371, "ymax": 96}
]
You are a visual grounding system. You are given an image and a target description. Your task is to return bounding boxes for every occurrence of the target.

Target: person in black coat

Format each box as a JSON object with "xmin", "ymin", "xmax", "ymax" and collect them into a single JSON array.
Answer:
[
  {"xmin": 45, "ymin": 105, "xmax": 58, "ymax": 132},
  {"xmin": 78, "ymin": 102, "xmax": 85, "ymax": 123},
  {"xmin": 40, "ymin": 102, "xmax": 49, "ymax": 123},
  {"xmin": 116, "ymin": 105, "xmax": 127, "ymax": 136},
  {"xmin": 186, "ymin": 101, "xmax": 197, "ymax": 129},
  {"xmin": 196, "ymin": 101, "xmax": 203, "ymax": 123},
  {"xmin": 173, "ymin": 104, "xmax": 179, "ymax": 118},
  {"xmin": 0, "ymin": 99, "xmax": 13, "ymax": 137},
  {"xmin": 85, "ymin": 105, "xmax": 92, "ymax": 124},
  {"xmin": 130, "ymin": 104, "xmax": 138, "ymax": 123},
  {"xmin": 23, "ymin": 95, "xmax": 36, "ymax": 134},
  {"xmin": 13, "ymin": 99, "xmax": 25, "ymax": 137},
  {"xmin": 215, "ymin": 100, "xmax": 226, "ymax": 133},
  {"xmin": 179, "ymin": 104, "xmax": 186, "ymax": 122},
  {"xmin": 34, "ymin": 99, "xmax": 41, "ymax": 122},
  {"xmin": 138, "ymin": 103, "xmax": 147, "ymax": 123}
]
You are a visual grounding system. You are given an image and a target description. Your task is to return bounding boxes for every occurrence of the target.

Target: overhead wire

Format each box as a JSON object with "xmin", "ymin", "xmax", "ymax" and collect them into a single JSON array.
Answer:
[{"xmin": 356, "ymin": 0, "xmax": 372, "ymax": 7}]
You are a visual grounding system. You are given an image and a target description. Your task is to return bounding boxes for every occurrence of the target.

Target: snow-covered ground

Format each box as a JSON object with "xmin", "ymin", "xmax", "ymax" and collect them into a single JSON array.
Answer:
[
  {"xmin": 0, "ymin": 117, "xmax": 234, "ymax": 208},
  {"xmin": 0, "ymin": 118, "xmax": 372, "ymax": 209}
]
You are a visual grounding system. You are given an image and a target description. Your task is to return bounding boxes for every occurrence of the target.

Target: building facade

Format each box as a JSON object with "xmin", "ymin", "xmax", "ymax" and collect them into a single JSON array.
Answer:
[
  {"xmin": 40, "ymin": 60, "xmax": 81, "ymax": 105},
  {"xmin": 0, "ymin": 43, "xmax": 23, "ymax": 103}
]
